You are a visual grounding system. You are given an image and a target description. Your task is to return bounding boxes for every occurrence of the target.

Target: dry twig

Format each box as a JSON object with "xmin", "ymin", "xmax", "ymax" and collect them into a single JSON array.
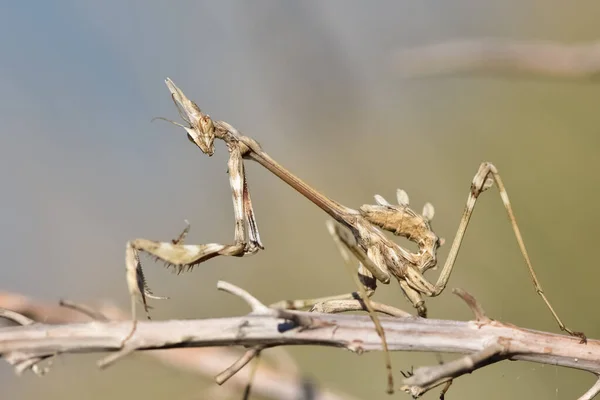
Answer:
[
  {"xmin": 0, "ymin": 291, "xmax": 354, "ymax": 400},
  {"xmin": 1, "ymin": 283, "xmax": 599, "ymax": 399},
  {"xmin": 393, "ymin": 38, "xmax": 600, "ymax": 79}
]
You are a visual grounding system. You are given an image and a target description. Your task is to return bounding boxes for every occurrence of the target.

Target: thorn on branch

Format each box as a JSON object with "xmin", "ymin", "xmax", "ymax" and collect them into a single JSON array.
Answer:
[
  {"xmin": 215, "ymin": 347, "xmax": 264, "ymax": 385},
  {"xmin": 0, "ymin": 308, "xmax": 35, "ymax": 326},
  {"xmin": 217, "ymin": 281, "xmax": 272, "ymax": 315},
  {"xmin": 452, "ymin": 288, "xmax": 490, "ymax": 323},
  {"xmin": 579, "ymin": 376, "xmax": 600, "ymax": 400},
  {"xmin": 401, "ymin": 343, "xmax": 507, "ymax": 397},
  {"xmin": 217, "ymin": 281, "xmax": 332, "ymax": 331},
  {"xmin": 215, "ymin": 281, "xmax": 336, "ymax": 385},
  {"xmin": 59, "ymin": 300, "xmax": 110, "ymax": 322},
  {"xmin": 14, "ymin": 355, "xmax": 55, "ymax": 376},
  {"xmin": 97, "ymin": 345, "xmax": 137, "ymax": 369}
]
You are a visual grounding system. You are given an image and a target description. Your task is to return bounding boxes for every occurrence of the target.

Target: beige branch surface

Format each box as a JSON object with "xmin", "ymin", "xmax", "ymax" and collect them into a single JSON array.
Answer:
[
  {"xmin": 0, "ymin": 291, "xmax": 356, "ymax": 400},
  {"xmin": 1, "ymin": 283, "xmax": 600, "ymax": 399},
  {"xmin": 393, "ymin": 39, "xmax": 600, "ymax": 79}
]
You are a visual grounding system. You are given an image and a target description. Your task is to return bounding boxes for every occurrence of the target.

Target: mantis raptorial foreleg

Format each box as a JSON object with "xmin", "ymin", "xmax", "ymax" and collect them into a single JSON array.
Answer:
[
  {"xmin": 122, "ymin": 221, "xmax": 256, "ymax": 344},
  {"xmin": 124, "ymin": 80, "xmax": 265, "ymax": 329},
  {"xmin": 227, "ymin": 144, "xmax": 263, "ymax": 250}
]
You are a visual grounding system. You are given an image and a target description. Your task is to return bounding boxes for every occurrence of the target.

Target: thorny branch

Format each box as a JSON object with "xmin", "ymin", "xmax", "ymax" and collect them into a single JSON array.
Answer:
[
  {"xmin": 392, "ymin": 38, "xmax": 600, "ymax": 79},
  {"xmin": 0, "ymin": 291, "xmax": 354, "ymax": 400},
  {"xmin": 1, "ymin": 283, "xmax": 600, "ymax": 399}
]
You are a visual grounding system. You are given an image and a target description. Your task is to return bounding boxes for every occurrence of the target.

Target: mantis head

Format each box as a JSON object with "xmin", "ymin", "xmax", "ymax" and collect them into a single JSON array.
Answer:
[{"xmin": 156, "ymin": 78, "xmax": 216, "ymax": 156}]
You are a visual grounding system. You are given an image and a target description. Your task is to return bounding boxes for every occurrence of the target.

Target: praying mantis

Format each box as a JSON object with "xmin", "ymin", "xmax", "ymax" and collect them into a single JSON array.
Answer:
[{"xmin": 123, "ymin": 78, "xmax": 585, "ymax": 394}]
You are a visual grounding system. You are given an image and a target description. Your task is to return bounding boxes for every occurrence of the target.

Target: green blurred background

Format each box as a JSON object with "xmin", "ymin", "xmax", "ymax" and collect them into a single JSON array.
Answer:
[{"xmin": 1, "ymin": 1, "xmax": 600, "ymax": 399}]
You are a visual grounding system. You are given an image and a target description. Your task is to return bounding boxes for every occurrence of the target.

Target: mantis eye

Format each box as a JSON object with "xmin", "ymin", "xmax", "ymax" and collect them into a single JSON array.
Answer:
[{"xmin": 186, "ymin": 132, "xmax": 195, "ymax": 143}]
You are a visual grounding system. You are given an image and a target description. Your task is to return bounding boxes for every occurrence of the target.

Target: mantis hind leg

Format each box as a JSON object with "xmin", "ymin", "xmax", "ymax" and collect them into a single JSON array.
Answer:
[{"xmin": 433, "ymin": 162, "xmax": 586, "ymax": 343}]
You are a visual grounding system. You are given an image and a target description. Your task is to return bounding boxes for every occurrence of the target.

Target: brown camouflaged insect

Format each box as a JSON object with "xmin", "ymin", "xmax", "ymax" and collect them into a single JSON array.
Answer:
[{"xmin": 123, "ymin": 78, "xmax": 585, "ymax": 394}]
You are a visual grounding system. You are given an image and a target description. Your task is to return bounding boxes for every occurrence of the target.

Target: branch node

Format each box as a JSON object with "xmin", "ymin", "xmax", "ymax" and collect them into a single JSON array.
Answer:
[{"xmin": 347, "ymin": 340, "xmax": 365, "ymax": 355}]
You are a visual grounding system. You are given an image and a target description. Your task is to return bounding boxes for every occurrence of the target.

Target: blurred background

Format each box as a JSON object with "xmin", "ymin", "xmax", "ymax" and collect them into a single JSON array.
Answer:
[{"xmin": 1, "ymin": 1, "xmax": 600, "ymax": 399}]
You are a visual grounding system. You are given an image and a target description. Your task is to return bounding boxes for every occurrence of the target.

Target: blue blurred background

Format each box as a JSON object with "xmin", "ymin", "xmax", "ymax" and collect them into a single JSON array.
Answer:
[{"xmin": 1, "ymin": 1, "xmax": 600, "ymax": 399}]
